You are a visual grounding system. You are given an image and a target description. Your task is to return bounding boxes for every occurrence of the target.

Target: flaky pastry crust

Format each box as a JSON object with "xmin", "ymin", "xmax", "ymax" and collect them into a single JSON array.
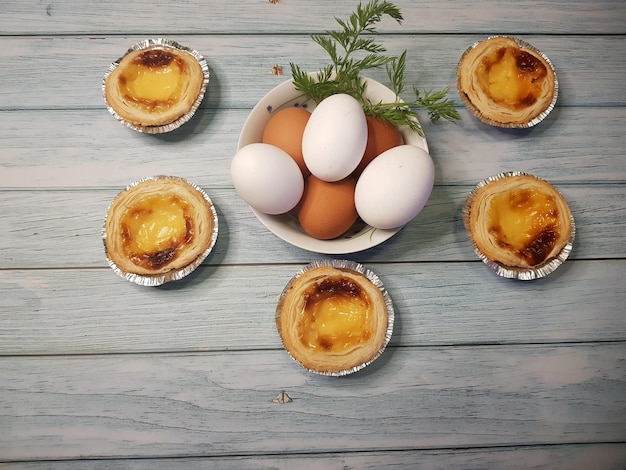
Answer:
[
  {"xmin": 104, "ymin": 46, "xmax": 204, "ymax": 127},
  {"xmin": 104, "ymin": 177, "xmax": 215, "ymax": 276},
  {"xmin": 466, "ymin": 174, "xmax": 572, "ymax": 269},
  {"xmin": 276, "ymin": 266, "xmax": 389, "ymax": 374},
  {"xmin": 457, "ymin": 36, "xmax": 556, "ymax": 127}
]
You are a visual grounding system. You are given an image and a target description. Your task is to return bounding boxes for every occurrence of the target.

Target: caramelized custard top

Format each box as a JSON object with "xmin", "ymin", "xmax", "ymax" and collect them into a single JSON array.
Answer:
[
  {"xmin": 487, "ymin": 187, "xmax": 562, "ymax": 266},
  {"xmin": 297, "ymin": 276, "xmax": 373, "ymax": 352},
  {"xmin": 476, "ymin": 46, "xmax": 548, "ymax": 110},
  {"xmin": 120, "ymin": 193, "xmax": 194, "ymax": 269},
  {"xmin": 118, "ymin": 49, "xmax": 188, "ymax": 111}
]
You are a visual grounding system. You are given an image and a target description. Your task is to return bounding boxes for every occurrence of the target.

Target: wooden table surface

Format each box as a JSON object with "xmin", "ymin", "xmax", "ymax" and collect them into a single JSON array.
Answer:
[{"xmin": 1, "ymin": 0, "xmax": 625, "ymax": 468}]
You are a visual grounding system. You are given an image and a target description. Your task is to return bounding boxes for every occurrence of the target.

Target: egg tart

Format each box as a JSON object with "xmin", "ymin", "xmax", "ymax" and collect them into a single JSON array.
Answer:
[
  {"xmin": 103, "ymin": 176, "xmax": 218, "ymax": 286},
  {"xmin": 464, "ymin": 172, "xmax": 574, "ymax": 279},
  {"xmin": 276, "ymin": 260, "xmax": 393, "ymax": 375},
  {"xmin": 457, "ymin": 36, "xmax": 557, "ymax": 128},
  {"xmin": 103, "ymin": 39, "xmax": 209, "ymax": 133}
]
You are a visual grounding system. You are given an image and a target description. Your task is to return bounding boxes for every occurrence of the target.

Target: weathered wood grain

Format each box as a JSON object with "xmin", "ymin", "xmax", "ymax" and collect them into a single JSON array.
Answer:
[
  {"xmin": 1, "ymin": 0, "xmax": 625, "ymax": 35},
  {"xmin": 1, "ymin": 261, "xmax": 624, "ymax": 355},
  {"xmin": 1, "ymin": 344, "xmax": 625, "ymax": 461},
  {"xmin": 1, "ymin": 107, "xmax": 625, "ymax": 189},
  {"xmin": 0, "ymin": 35, "xmax": 624, "ymax": 110},
  {"xmin": 3, "ymin": 444, "xmax": 626, "ymax": 469},
  {"xmin": 0, "ymin": 182, "xmax": 624, "ymax": 269}
]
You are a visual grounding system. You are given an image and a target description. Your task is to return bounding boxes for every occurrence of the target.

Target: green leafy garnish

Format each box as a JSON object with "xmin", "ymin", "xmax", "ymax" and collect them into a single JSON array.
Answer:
[{"xmin": 290, "ymin": 0, "xmax": 460, "ymax": 136}]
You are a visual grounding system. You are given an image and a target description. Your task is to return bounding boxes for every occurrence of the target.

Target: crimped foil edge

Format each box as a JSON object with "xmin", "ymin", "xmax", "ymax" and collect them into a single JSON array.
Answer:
[
  {"xmin": 276, "ymin": 259, "xmax": 394, "ymax": 376},
  {"xmin": 102, "ymin": 38, "xmax": 210, "ymax": 134},
  {"xmin": 462, "ymin": 171, "xmax": 575, "ymax": 280},
  {"xmin": 102, "ymin": 175, "xmax": 218, "ymax": 286},
  {"xmin": 456, "ymin": 35, "xmax": 559, "ymax": 129}
]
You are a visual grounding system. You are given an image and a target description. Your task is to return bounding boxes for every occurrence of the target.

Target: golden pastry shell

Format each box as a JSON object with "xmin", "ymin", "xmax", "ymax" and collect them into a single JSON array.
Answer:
[
  {"xmin": 276, "ymin": 259, "xmax": 394, "ymax": 376},
  {"xmin": 102, "ymin": 175, "xmax": 218, "ymax": 286},
  {"xmin": 463, "ymin": 171, "xmax": 575, "ymax": 280},
  {"xmin": 103, "ymin": 38, "xmax": 209, "ymax": 134},
  {"xmin": 457, "ymin": 36, "xmax": 558, "ymax": 128}
]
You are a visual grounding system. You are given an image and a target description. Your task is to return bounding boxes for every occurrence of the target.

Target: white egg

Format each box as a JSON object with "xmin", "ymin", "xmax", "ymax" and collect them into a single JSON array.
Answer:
[
  {"xmin": 302, "ymin": 93, "xmax": 367, "ymax": 182},
  {"xmin": 231, "ymin": 143, "xmax": 304, "ymax": 215},
  {"xmin": 355, "ymin": 145, "xmax": 435, "ymax": 230}
]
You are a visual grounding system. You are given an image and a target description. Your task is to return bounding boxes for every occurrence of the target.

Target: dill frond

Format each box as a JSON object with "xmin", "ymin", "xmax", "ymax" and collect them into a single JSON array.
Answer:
[{"xmin": 290, "ymin": 0, "xmax": 460, "ymax": 135}]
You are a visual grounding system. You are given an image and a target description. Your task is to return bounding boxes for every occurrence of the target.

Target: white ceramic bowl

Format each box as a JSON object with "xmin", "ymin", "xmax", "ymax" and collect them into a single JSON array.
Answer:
[{"xmin": 237, "ymin": 77, "xmax": 428, "ymax": 254}]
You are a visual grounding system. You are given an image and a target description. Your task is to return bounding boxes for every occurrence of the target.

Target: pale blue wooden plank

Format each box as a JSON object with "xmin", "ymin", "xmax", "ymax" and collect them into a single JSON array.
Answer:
[
  {"xmin": 3, "ymin": 444, "xmax": 626, "ymax": 469},
  {"xmin": 0, "ymin": 261, "xmax": 624, "ymax": 354},
  {"xmin": 0, "ymin": 183, "xmax": 623, "ymax": 269},
  {"xmin": 0, "ymin": 35, "xmax": 623, "ymax": 110},
  {"xmin": 0, "ymin": 107, "xmax": 625, "ymax": 191},
  {"xmin": 1, "ymin": 344, "xmax": 624, "ymax": 460},
  {"xmin": 1, "ymin": 0, "xmax": 624, "ymax": 35}
]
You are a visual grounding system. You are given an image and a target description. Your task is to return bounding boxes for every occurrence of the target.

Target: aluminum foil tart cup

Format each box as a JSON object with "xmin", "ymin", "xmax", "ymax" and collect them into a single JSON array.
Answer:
[
  {"xmin": 103, "ymin": 38, "xmax": 210, "ymax": 134},
  {"xmin": 102, "ymin": 175, "xmax": 218, "ymax": 286},
  {"xmin": 276, "ymin": 259, "xmax": 394, "ymax": 376},
  {"xmin": 456, "ymin": 36, "xmax": 558, "ymax": 128},
  {"xmin": 463, "ymin": 171, "xmax": 575, "ymax": 280}
]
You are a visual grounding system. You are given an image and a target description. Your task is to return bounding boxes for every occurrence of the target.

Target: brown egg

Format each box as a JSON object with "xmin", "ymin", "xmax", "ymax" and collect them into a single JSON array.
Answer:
[
  {"xmin": 354, "ymin": 115, "xmax": 404, "ymax": 176},
  {"xmin": 298, "ymin": 175, "xmax": 358, "ymax": 240},
  {"xmin": 262, "ymin": 106, "xmax": 311, "ymax": 177}
]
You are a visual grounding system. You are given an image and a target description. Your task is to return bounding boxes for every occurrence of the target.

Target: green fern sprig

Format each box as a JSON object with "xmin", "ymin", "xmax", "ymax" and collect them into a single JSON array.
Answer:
[{"xmin": 290, "ymin": 0, "xmax": 460, "ymax": 136}]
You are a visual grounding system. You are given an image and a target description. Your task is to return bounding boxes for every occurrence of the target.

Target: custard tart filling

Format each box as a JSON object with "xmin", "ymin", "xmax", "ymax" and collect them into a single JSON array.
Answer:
[
  {"xmin": 104, "ymin": 177, "xmax": 217, "ymax": 279},
  {"xmin": 465, "ymin": 173, "xmax": 573, "ymax": 270},
  {"xmin": 118, "ymin": 192, "xmax": 194, "ymax": 271},
  {"xmin": 104, "ymin": 42, "xmax": 207, "ymax": 129},
  {"xmin": 277, "ymin": 263, "xmax": 392, "ymax": 375},
  {"xmin": 457, "ymin": 36, "xmax": 557, "ymax": 127}
]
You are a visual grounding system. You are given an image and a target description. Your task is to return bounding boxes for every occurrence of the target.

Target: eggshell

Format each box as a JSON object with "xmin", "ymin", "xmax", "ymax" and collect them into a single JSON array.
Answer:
[
  {"xmin": 355, "ymin": 145, "xmax": 435, "ymax": 230},
  {"xmin": 354, "ymin": 115, "xmax": 404, "ymax": 176},
  {"xmin": 262, "ymin": 106, "xmax": 311, "ymax": 177},
  {"xmin": 302, "ymin": 94, "xmax": 367, "ymax": 182},
  {"xmin": 298, "ymin": 175, "xmax": 358, "ymax": 240},
  {"xmin": 231, "ymin": 143, "xmax": 304, "ymax": 215}
]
